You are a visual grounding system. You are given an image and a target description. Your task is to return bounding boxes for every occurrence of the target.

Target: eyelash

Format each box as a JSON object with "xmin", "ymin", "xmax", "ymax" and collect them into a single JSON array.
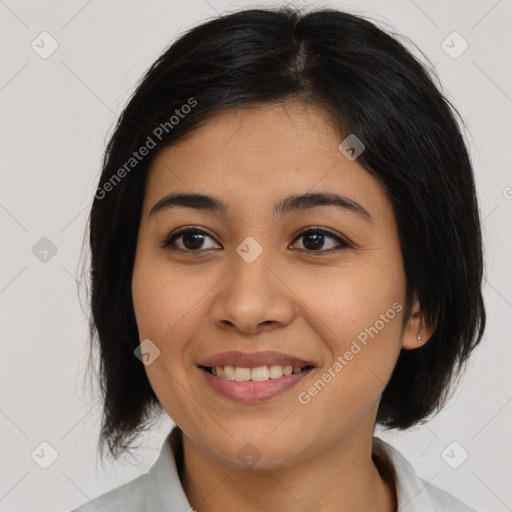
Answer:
[{"xmin": 159, "ymin": 225, "xmax": 351, "ymax": 254}]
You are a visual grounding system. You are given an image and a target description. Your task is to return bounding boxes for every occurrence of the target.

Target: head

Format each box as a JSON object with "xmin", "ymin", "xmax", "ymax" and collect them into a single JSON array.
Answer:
[{"xmin": 84, "ymin": 6, "xmax": 485, "ymax": 463}]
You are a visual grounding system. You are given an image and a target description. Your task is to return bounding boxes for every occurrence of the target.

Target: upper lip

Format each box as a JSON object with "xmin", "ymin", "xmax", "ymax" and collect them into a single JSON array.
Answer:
[{"xmin": 197, "ymin": 351, "xmax": 316, "ymax": 369}]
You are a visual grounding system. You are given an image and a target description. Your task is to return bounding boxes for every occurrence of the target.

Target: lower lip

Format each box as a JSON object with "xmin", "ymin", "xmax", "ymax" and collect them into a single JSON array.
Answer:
[{"xmin": 198, "ymin": 366, "xmax": 314, "ymax": 403}]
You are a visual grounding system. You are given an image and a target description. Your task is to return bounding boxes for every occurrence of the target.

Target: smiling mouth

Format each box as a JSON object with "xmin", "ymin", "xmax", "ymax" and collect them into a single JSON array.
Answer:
[{"xmin": 199, "ymin": 364, "xmax": 315, "ymax": 382}]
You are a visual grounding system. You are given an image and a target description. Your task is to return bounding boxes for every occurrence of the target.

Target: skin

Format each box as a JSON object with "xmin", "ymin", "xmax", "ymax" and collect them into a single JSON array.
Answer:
[{"xmin": 131, "ymin": 100, "xmax": 433, "ymax": 512}]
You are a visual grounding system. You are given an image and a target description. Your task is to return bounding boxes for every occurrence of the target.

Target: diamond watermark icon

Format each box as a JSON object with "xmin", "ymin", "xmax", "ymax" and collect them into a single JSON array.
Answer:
[
  {"xmin": 32, "ymin": 237, "xmax": 58, "ymax": 263},
  {"xmin": 236, "ymin": 236, "xmax": 263, "ymax": 263},
  {"xmin": 338, "ymin": 134, "xmax": 365, "ymax": 161},
  {"xmin": 31, "ymin": 441, "xmax": 59, "ymax": 469},
  {"xmin": 134, "ymin": 338, "xmax": 161, "ymax": 366},
  {"xmin": 236, "ymin": 442, "xmax": 262, "ymax": 467},
  {"xmin": 441, "ymin": 441, "xmax": 469, "ymax": 469},
  {"xmin": 31, "ymin": 31, "xmax": 59, "ymax": 59},
  {"xmin": 441, "ymin": 32, "xmax": 468, "ymax": 59}
]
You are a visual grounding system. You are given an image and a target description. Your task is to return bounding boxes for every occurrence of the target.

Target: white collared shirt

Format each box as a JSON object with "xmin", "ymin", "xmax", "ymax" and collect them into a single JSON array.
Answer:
[{"xmin": 72, "ymin": 427, "xmax": 477, "ymax": 511}]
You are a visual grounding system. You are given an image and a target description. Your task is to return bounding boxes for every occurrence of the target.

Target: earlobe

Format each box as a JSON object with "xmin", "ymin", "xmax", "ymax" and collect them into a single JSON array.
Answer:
[{"xmin": 401, "ymin": 297, "xmax": 434, "ymax": 350}]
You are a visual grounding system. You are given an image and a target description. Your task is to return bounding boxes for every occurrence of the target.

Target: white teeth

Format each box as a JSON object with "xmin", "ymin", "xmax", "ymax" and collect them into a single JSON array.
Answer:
[
  {"xmin": 224, "ymin": 365, "xmax": 236, "ymax": 380},
  {"xmin": 250, "ymin": 366, "xmax": 270, "ymax": 381},
  {"xmin": 269, "ymin": 364, "xmax": 284, "ymax": 378},
  {"xmin": 234, "ymin": 367, "xmax": 251, "ymax": 381},
  {"xmin": 283, "ymin": 365, "xmax": 293, "ymax": 376},
  {"xmin": 211, "ymin": 364, "xmax": 307, "ymax": 381}
]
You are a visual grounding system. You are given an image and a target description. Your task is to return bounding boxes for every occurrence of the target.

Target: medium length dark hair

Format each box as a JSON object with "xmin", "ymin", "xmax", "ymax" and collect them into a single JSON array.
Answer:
[{"xmin": 82, "ymin": 5, "xmax": 486, "ymax": 461}]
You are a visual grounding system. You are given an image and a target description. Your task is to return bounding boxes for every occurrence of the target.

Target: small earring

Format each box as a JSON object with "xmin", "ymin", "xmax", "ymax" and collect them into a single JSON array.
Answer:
[{"xmin": 417, "ymin": 331, "xmax": 422, "ymax": 341}]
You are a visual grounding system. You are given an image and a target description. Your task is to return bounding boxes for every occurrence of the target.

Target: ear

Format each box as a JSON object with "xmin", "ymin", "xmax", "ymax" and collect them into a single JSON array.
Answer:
[{"xmin": 401, "ymin": 294, "xmax": 436, "ymax": 350}]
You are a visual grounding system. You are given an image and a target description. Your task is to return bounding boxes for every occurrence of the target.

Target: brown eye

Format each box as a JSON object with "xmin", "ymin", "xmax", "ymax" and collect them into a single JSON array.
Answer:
[
  {"xmin": 161, "ymin": 228, "xmax": 221, "ymax": 252},
  {"xmin": 291, "ymin": 228, "xmax": 350, "ymax": 252}
]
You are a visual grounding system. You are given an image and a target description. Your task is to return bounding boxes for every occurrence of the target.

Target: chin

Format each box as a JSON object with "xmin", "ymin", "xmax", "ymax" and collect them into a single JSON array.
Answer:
[{"xmin": 205, "ymin": 433, "xmax": 306, "ymax": 470}]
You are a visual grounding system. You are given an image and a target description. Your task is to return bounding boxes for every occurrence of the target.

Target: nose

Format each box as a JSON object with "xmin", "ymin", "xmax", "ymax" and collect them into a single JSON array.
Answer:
[{"xmin": 210, "ymin": 248, "xmax": 297, "ymax": 334}]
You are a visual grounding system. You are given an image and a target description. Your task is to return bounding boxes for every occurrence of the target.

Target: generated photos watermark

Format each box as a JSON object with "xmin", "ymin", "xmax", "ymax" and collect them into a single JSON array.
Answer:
[
  {"xmin": 94, "ymin": 97, "xmax": 198, "ymax": 200},
  {"xmin": 297, "ymin": 301, "xmax": 403, "ymax": 404}
]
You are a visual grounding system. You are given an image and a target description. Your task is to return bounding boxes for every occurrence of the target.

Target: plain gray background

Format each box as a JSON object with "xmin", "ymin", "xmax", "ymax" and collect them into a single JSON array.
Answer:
[{"xmin": 1, "ymin": 0, "xmax": 511, "ymax": 510}]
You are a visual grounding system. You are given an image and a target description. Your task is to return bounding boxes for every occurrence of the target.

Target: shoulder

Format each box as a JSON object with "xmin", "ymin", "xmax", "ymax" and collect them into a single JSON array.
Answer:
[
  {"xmin": 71, "ymin": 473, "xmax": 148, "ymax": 512},
  {"xmin": 372, "ymin": 437, "xmax": 477, "ymax": 512},
  {"xmin": 70, "ymin": 426, "xmax": 189, "ymax": 512}
]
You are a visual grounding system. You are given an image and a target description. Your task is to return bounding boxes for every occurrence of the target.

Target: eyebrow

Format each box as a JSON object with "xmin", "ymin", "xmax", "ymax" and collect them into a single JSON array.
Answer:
[{"xmin": 149, "ymin": 191, "xmax": 374, "ymax": 226}]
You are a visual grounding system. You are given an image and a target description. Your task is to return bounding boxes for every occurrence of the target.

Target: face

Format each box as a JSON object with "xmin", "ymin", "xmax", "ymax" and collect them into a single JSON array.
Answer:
[{"xmin": 131, "ymin": 101, "xmax": 422, "ymax": 468}]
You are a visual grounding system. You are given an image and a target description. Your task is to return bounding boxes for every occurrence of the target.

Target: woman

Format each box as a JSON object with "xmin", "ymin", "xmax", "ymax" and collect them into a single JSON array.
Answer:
[{"xmin": 74, "ymin": 6, "xmax": 485, "ymax": 511}]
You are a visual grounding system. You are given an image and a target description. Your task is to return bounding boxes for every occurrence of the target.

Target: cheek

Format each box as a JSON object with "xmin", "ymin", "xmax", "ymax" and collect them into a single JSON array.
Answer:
[
  {"xmin": 296, "ymin": 256, "xmax": 405, "ymax": 346},
  {"xmin": 131, "ymin": 257, "xmax": 209, "ymax": 427},
  {"xmin": 292, "ymin": 262, "xmax": 405, "ymax": 423},
  {"xmin": 131, "ymin": 252, "xmax": 225, "ymax": 398},
  {"xmin": 131, "ymin": 254, "xmax": 211, "ymax": 347}
]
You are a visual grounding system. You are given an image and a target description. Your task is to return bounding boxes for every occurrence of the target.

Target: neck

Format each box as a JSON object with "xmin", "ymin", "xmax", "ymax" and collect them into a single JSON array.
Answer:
[{"xmin": 178, "ymin": 426, "xmax": 397, "ymax": 512}]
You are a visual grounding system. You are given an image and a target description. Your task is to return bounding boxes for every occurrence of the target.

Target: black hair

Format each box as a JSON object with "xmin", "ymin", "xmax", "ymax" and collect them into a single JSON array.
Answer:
[{"xmin": 81, "ymin": 5, "xmax": 486, "ymax": 461}]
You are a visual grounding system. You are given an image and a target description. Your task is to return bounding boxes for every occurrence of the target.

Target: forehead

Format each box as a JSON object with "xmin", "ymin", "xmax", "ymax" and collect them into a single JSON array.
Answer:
[{"xmin": 143, "ymin": 102, "xmax": 388, "ymax": 219}]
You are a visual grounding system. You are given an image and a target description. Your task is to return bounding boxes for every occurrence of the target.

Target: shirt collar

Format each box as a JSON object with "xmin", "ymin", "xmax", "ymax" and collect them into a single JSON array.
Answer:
[
  {"xmin": 146, "ymin": 426, "xmax": 190, "ymax": 511},
  {"xmin": 372, "ymin": 436, "xmax": 441, "ymax": 511},
  {"xmin": 146, "ymin": 427, "xmax": 438, "ymax": 511}
]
